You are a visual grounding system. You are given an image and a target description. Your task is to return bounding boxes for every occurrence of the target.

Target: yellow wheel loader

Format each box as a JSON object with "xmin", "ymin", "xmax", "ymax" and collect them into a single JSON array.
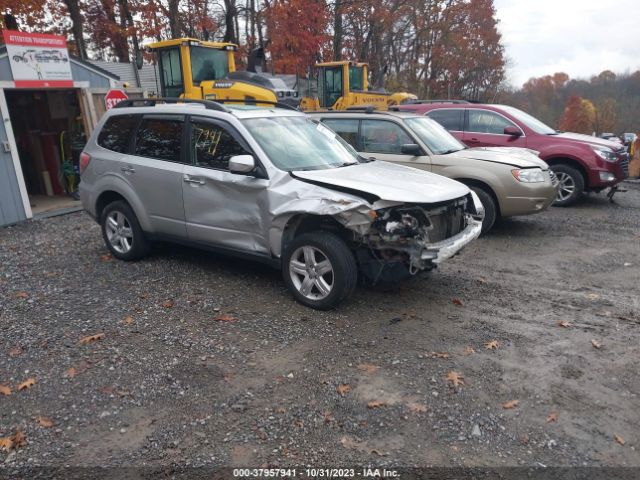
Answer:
[
  {"xmin": 299, "ymin": 61, "xmax": 417, "ymax": 111},
  {"xmin": 146, "ymin": 38, "xmax": 300, "ymax": 106}
]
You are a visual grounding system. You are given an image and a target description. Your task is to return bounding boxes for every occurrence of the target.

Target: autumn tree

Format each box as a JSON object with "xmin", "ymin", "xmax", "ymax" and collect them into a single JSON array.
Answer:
[{"xmin": 559, "ymin": 95, "xmax": 596, "ymax": 134}]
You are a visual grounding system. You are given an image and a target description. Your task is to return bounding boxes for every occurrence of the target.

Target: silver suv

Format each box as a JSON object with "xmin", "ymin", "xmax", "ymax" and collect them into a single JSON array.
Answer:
[{"xmin": 79, "ymin": 99, "xmax": 483, "ymax": 309}]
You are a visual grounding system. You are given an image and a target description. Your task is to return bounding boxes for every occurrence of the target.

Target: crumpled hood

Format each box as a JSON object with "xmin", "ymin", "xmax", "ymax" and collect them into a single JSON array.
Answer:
[
  {"xmin": 292, "ymin": 160, "xmax": 469, "ymax": 204},
  {"xmin": 451, "ymin": 147, "xmax": 549, "ymax": 169},
  {"xmin": 556, "ymin": 132, "xmax": 623, "ymax": 150}
]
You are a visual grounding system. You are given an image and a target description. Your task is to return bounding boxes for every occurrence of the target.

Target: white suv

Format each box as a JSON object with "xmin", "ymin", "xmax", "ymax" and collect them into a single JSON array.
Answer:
[{"xmin": 79, "ymin": 99, "xmax": 483, "ymax": 309}]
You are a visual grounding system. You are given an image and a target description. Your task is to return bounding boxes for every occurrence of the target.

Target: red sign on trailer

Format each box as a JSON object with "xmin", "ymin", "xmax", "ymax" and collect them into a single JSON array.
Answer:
[{"xmin": 104, "ymin": 89, "xmax": 129, "ymax": 110}]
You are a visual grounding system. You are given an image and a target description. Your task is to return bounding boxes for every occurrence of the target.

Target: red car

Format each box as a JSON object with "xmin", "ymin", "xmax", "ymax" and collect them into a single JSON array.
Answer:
[{"xmin": 397, "ymin": 101, "xmax": 629, "ymax": 206}]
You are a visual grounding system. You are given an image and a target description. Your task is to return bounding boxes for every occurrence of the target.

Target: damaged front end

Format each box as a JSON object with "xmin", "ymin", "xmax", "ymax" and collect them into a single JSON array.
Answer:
[{"xmin": 355, "ymin": 192, "xmax": 484, "ymax": 284}]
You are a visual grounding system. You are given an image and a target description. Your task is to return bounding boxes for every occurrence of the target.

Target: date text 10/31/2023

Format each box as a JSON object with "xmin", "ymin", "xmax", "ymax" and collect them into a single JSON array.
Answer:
[{"xmin": 232, "ymin": 468, "xmax": 400, "ymax": 478}]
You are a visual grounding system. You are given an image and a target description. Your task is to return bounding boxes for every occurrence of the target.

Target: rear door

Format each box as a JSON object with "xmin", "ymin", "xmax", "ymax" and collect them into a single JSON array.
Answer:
[
  {"xmin": 124, "ymin": 114, "xmax": 188, "ymax": 237},
  {"xmin": 463, "ymin": 109, "xmax": 526, "ymax": 148},
  {"xmin": 182, "ymin": 117, "xmax": 270, "ymax": 254}
]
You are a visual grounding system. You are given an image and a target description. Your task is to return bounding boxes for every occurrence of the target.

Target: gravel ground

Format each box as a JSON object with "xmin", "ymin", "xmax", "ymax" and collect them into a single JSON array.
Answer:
[{"xmin": 1, "ymin": 183, "xmax": 639, "ymax": 474}]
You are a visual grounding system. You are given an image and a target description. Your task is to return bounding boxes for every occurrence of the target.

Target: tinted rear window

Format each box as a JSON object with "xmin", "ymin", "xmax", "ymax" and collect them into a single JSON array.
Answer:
[
  {"xmin": 134, "ymin": 117, "xmax": 184, "ymax": 163},
  {"xmin": 426, "ymin": 109, "xmax": 463, "ymax": 131},
  {"xmin": 97, "ymin": 115, "xmax": 138, "ymax": 153}
]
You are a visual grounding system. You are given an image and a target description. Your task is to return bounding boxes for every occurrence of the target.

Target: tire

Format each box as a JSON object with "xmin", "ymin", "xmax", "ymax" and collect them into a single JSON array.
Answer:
[
  {"xmin": 100, "ymin": 200, "xmax": 150, "ymax": 261},
  {"xmin": 470, "ymin": 187, "xmax": 497, "ymax": 234},
  {"xmin": 551, "ymin": 164, "xmax": 584, "ymax": 207},
  {"xmin": 282, "ymin": 232, "xmax": 358, "ymax": 310}
]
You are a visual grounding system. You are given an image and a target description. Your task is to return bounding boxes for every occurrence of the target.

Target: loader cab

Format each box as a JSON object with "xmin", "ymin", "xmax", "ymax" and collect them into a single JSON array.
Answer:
[
  {"xmin": 316, "ymin": 61, "xmax": 369, "ymax": 108},
  {"xmin": 148, "ymin": 38, "xmax": 237, "ymax": 99}
]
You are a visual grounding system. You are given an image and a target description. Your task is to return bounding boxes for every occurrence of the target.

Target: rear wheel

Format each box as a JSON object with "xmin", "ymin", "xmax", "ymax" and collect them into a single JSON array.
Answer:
[
  {"xmin": 282, "ymin": 232, "xmax": 357, "ymax": 310},
  {"xmin": 470, "ymin": 187, "xmax": 497, "ymax": 234},
  {"xmin": 551, "ymin": 164, "xmax": 584, "ymax": 207},
  {"xmin": 100, "ymin": 200, "xmax": 150, "ymax": 261}
]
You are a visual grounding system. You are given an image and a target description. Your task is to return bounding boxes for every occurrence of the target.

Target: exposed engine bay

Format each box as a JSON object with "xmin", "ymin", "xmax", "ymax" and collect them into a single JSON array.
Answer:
[{"xmin": 355, "ymin": 195, "xmax": 481, "ymax": 283}]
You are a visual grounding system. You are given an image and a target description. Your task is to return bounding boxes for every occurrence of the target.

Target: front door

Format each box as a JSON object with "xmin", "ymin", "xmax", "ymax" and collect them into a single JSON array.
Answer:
[
  {"xmin": 463, "ymin": 109, "xmax": 527, "ymax": 148},
  {"xmin": 358, "ymin": 119, "xmax": 431, "ymax": 170},
  {"xmin": 182, "ymin": 117, "xmax": 270, "ymax": 254}
]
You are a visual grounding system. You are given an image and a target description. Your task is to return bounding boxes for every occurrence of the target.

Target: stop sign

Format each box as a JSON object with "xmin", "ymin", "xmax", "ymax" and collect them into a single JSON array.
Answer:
[{"xmin": 104, "ymin": 89, "xmax": 129, "ymax": 110}]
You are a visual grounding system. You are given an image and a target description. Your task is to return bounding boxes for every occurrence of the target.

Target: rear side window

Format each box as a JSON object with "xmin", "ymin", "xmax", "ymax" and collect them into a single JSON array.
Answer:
[
  {"xmin": 322, "ymin": 119, "xmax": 359, "ymax": 149},
  {"xmin": 134, "ymin": 117, "xmax": 184, "ymax": 163},
  {"xmin": 97, "ymin": 115, "xmax": 138, "ymax": 153},
  {"xmin": 426, "ymin": 109, "xmax": 463, "ymax": 131}
]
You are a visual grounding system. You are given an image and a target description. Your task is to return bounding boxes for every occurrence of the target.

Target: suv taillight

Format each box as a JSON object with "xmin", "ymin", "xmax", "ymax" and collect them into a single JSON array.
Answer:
[{"xmin": 79, "ymin": 152, "xmax": 91, "ymax": 174}]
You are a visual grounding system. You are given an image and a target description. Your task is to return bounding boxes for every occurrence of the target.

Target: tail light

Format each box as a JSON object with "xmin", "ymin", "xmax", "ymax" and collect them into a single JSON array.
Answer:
[{"xmin": 79, "ymin": 152, "xmax": 91, "ymax": 174}]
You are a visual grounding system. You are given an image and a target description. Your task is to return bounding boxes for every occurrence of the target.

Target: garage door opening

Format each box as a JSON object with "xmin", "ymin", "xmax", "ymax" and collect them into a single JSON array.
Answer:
[{"xmin": 5, "ymin": 89, "xmax": 87, "ymax": 216}]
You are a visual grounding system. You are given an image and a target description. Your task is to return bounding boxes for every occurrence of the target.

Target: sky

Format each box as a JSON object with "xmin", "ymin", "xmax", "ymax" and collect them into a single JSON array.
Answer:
[{"xmin": 494, "ymin": 0, "xmax": 640, "ymax": 88}]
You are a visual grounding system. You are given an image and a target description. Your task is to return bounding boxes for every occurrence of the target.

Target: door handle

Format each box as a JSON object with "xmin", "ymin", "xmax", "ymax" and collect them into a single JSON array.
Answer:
[
  {"xmin": 183, "ymin": 175, "xmax": 205, "ymax": 185},
  {"xmin": 468, "ymin": 137, "xmax": 479, "ymax": 142},
  {"xmin": 121, "ymin": 166, "xmax": 135, "ymax": 174}
]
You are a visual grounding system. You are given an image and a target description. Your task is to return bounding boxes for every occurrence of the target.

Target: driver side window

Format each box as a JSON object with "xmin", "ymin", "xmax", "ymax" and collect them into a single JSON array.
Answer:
[
  {"xmin": 467, "ymin": 110, "xmax": 517, "ymax": 135},
  {"xmin": 360, "ymin": 120, "xmax": 412, "ymax": 154},
  {"xmin": 190, "ymin": 121, "xmax": 249, "ymax": 171}
]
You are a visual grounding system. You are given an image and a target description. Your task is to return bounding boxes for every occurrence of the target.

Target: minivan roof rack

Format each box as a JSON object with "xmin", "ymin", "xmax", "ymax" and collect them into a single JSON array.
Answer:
[{"xmin": 113, "ymin": 97, "xmax": 231, "ymax": 112}]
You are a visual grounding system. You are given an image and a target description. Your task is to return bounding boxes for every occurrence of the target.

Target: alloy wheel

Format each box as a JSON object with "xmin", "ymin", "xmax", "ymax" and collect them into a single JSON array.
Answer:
[
  {"xmin": 288, "ymin": 246, "xmax": 334, "ymax": 300},
  {"xmin": 556, "ymin": 171, "xmax": 576, "ymax": 202},
  {"xmin": 105, "ymin": 211, "xmax": 134, "ymax": 254}
]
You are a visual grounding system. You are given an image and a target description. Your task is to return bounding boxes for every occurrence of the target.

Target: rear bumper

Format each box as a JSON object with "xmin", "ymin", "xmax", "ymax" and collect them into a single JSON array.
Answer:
[{"xmin": 421, "ymin": 216, "xmax": 482, "ymax": 264}]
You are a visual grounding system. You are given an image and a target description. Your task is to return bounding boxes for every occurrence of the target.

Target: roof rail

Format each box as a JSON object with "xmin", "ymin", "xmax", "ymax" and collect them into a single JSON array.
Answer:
[
  {"xmin": 405, "ymin": 99, "xmax": 471, "ymax": 105},
  {"xmin": 212, "ymin": 98, "xmax": 300, "ymax": 111},
  {"xmin": 113, "ymin": 97, "xmax": 230, "ymax": 112},
  {"xmin": 345, "ymin": 105, "xmax": 378, "ymax": 113}
]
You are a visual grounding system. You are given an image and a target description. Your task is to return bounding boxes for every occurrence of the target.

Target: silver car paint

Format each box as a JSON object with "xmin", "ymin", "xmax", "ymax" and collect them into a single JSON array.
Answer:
[{"xmin": 81, "ymin": 104, "xmax": 480, "ymax": 263}]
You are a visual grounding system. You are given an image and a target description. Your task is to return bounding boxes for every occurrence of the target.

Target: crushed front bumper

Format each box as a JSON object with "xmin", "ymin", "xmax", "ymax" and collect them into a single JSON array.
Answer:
[{"xmin": 420, "ymin": 215, "xmax": 483, "ymax": 264}]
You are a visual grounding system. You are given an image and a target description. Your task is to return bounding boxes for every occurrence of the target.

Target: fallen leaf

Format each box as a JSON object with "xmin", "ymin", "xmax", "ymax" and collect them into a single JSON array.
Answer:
[
  {"xmin": 12, "ymin": 430, "xmax": 26, "ymax": 448},
  {"xmin": 323, "ymin": 410, "xmax": 334, "ymax": 423},
  {"xmin": 370, "ymin": 449, "xmax": 387, "ymax": 456},
  {"xmin": 15, "ymin": 291, "xmax": 29, "ymax": 299},
  {"xmin": 336, "ymin": 384, "xmax": 351, "ymax": 396},
  {"xmin": 122, "ymin": 315, "xmax": 135, "ymax": 326},
  {"xmin": 463, "ymin": 346, "xmax": 475, "ymax": 355},
  {"xmin": 591, "ymin": 339, "xmax": 602, "ymax": 349},
  {"xmin": 339, "ymin": 436, "xmax": 387, "ymax": 456},
  {"xmin": 0, "ymin": 437, "xmax": 13, "ymax": 452},
  {"xmin": 367, "ymin": 400, "xmax": 386, "ymax": 409},
  {"xmin": 79, "ymin": 333, "xmax": 104, "ymax": 345},
  {"xmin": 36, "ymin": 416, "xmax": 54, "ymax": 428},
  {"xmin": 477, "ymin": 277, "xmax": 487, "ymax": 283},
  {"xmin": 587, "ymin": 293, "xmax": 600, "ymax": 300},
  {"xmin": 275, "ymin": 407, "xmax": 286, "ymax": 414},
  {"xmin": 406, "ymin": 401, "xmax": 427, "ymax": 413},
  {"xmin": 215, "ymin": 314, "xmax": 236, "ymax": 322},
  {"xmin": 430, "ymin": 352, "xmax": 451, "ymax": 359},
  {"xmin": 17, "ymin": 378, "xmax": 36, "ymax": 391},
  {"xmin": 65, "ymin": 367, "xmax": 77, "ymax": 378},
  {"xmin": 8, "ymin": 345, "xmax": 23, "ymax": 357},
  {"xmin": 446, "ymin": 371, "xmax": 464, "ymax": 387},
  {"xmin": 357, "ymin": 363, "xmax": 379, "ymax": 375},
  {"xmin": 0, "ymin": 385, "xmax": 11, "ymax": 396},
  {"xmin": 557, "ymin": 320, "xmax": 573, "ymax": 328},
  {"xmin": 520, "ymin": 434, "xmax": 530, "ymax": 445},
  {"xmin": 452, "ymin": 298, "xmax": 464, "ymax": 306},
  {"xmin": 502, "ymin": 399, "xmax": 519, "ymax": 409},
  {"xmin": 614, "ymin": 434, "xmax": 626, "ymax": 446},
  {"xmin": 546, "ymin": 412, "xmax": 558, "ymax": 423},
  {"xmin": 99, "ymin": 253, "xmax": 112, "ymax": 262},
  {"xmin": 162, "ymin": 299, "xmax": 174, "ymax": 308},
  {"xmin": 294, "ymin": 419, "xmax": 304, "ymax": 428},
  {"xmin": 485, "ymin": 340, "xmax": 499, "ymax": 350}
]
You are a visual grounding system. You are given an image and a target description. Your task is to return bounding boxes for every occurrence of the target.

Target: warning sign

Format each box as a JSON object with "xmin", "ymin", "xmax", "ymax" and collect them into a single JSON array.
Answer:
[{"xmin": 3, "ymin": 30, "xmax": 73, "ymax": 88}]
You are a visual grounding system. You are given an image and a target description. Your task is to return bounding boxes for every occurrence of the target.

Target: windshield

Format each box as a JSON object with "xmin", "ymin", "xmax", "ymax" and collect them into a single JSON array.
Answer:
[
  {"xmin": 500, "ymin": 105, "xmax": 556, "ymax": 135},
  {"xmin": 190, "ymin": 46, "xmax": 229, "ymax": 84},
  {"xmin": 242, "ymin": 116, "xmax": 360, "ymax": 171},
  {"xmin": 404, "ymin": 117, "xmax": 465, "ymax": 154}
]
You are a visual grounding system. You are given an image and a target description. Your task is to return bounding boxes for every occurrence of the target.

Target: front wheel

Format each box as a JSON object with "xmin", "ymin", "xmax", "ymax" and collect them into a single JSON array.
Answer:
[
  {"xmin": 470, "ymin": 187, "xmax": 497, "ymax": 234},
  {"xmin": 282, "ymin": 232, "xmax": 357, "ymax": 310},
  {"xmin": 551, "ymin": 164, "xmax": 585, "ymax": 207}
]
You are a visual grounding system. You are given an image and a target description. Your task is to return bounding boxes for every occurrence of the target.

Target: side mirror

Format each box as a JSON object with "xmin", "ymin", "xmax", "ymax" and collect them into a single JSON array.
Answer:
[
  {"xmin": 229, "ymin": 154, "xmax": 256, "ymax": 174},
  {"xmin": 504, "ymin": 126, "xmax": 522, "ymax": 137},
  {"xmin": 401, "ymin": 143, "xmax": 423, "ymax": 156}
]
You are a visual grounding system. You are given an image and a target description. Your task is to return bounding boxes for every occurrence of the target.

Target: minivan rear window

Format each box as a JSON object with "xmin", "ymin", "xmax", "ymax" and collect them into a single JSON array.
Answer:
[{"xmin": 97, "ymin": 115, "xmax": 138, "ymax": 153}]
